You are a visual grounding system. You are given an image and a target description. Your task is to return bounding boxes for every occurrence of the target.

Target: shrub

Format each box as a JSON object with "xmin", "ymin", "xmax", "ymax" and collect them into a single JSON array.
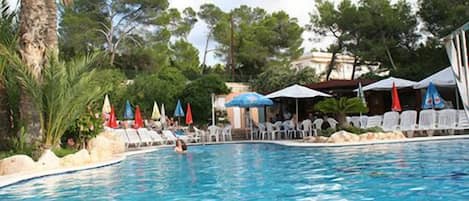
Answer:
[
  {"xmin": 340, "ymin": 125, "xmax": 383, "ymax": 134},
  {"xmin": 315, "ymin": 97, "xmax": 368, "ymax": 128}
]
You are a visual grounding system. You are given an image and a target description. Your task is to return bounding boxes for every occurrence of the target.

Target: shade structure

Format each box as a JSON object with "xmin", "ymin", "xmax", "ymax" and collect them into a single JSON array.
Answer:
[
  {"xmin": 174, "ymin": 99, "xmax": 185, "ymax": 117},
  {"xmin": 225, "ymin": 92, "xmax": 273, "ymax": 140},
  {"xmin": 123, "ymin": 100, "xmax": 134, "ymax": 120},
  {"xmin": 357, "ymin": 77, "xmax": 417, "ymax": 91},
  {"xmin": 225, "ymin": 92, "xmax": 273, "ymax": 108},
  {"xmin": 422, "ymin": 82, "xmax": 445, "ymax": 109},
  {"xmin": 160, "ymin": 104, "xmax": 166, "ymax": 125},
  {"xmin": 391, "ymin": 82, "xmax": 402, "ymax": 112},
  {"xmin": 266, "ymin": 84, "xmax": 331, "ymax": 125},
  {"xmin": 151, "ymin": 101, "xmax": 161, "ymax": 120},
  {"xmin": 185, "ymin": 103, "xmax": 193, "ymax": 125},
  {"xmin": 108, "ymin": 106, "xmax": 118, "ymax": 128},
  {"xmin": 133, "ymin": 105, "xmax": 144, "ymax": 128},
  {"xmin": 102, "ymin": 94, "xmax": 111, "ymax": 114},
  {"xmin": 414, "ymin": 67, "xmax": 455, "ymax": 89}
]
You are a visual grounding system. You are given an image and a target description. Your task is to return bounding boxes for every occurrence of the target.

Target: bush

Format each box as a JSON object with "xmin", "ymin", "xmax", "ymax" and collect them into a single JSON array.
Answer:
[
  {"xmin": 340, "ymin": 125, "xmax": 383, "ymax": 134},
  {"xmin": 319, "ymin": 128, "xmax": 336, "ymax": 137},
  {"xmin": 52, "ymin": 147, "xmax": 78, "ymax": 158},
  {"xmin": 181, "ymin": 74, "xmax": 230, "ymax": 124}
]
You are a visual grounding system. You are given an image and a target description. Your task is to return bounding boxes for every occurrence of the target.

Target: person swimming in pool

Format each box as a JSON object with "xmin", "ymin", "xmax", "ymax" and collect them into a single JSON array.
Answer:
[{"xmin": 174, "ymin": 139, "xmax": 187, "ymax": 154}]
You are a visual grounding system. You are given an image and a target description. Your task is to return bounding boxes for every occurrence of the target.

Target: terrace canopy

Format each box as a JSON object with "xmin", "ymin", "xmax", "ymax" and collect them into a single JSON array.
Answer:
[
  {"xmin": 265, "ymin": 84, "xmax": 331, "ymax": 123},
  {"xmin": 413, "ymin": 67, "xmax": 455, "ymax": 89},
  {"xmin": 357, "ymin": 77, "xmax": 417, "ymax": 91}
]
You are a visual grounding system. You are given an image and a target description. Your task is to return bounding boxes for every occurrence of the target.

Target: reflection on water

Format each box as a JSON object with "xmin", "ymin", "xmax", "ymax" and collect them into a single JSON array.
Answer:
[{"xmin": 1, "ymin": 140, "xmax": 469, "ymax": 201}]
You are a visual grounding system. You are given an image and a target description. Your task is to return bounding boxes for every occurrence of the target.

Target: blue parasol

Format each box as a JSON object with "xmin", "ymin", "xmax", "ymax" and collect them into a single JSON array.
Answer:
[
  {"xmin": 422, "ymin": 82, "xmax": 445, "ymax": 109},
  {"xmin": 174, "ymin": 99, "xmax": 185, "ymax": 117},
  {"xmin": 124, "ymin": 100, "xmax": 134, "ymax": 119},
  {"xmin": 225, "ymin": 92, "xmax": 273, "ymax": 108}
]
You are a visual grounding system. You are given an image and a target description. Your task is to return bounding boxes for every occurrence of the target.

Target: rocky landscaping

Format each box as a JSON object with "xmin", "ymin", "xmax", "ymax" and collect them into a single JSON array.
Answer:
[
  {"xmin": 0, "ymin": 131, "xmax": 125, "ymax": 176},
  {"xmin": 303, "ymin": 130, "xmax": 406, "ymax": 143}
]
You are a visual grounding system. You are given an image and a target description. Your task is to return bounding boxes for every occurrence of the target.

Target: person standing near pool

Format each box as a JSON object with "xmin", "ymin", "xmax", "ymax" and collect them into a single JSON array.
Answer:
[{"xmin": 174, "ymin": 139, "xmax": 187, "ymax": 154}]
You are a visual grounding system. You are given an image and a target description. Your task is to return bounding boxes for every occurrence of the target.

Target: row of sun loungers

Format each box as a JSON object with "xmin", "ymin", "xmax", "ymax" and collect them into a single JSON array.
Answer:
[
  {"xmin": 347, "ymin": 109, "xmax": 469, "ymax": 136},
  {"xmin": 106, "ymin": 128, "xmax": 179, "ymax": 148}
]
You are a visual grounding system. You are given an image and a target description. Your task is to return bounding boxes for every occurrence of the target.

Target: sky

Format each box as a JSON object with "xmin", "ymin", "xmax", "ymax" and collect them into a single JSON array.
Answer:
[{"xmin": 168, "ymin": 0, "xmax": 328, "ymax": 65}]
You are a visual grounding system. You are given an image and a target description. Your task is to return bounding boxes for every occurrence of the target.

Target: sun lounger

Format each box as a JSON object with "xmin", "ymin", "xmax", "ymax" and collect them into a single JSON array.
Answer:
[
  {"xmin": 416, "ymin": 109, "xmax": 437, "ymax": 136},
  {"xmin": 137, "ymin": 128, "xmax": 155, "ymax": 146},
  {"xmin": 147, "ymin": 130, "xmax": 166, "ymax": 145},
  {"xmin": 437, "ymin": 109, "xmax": 457, "ymax": 135},
  {"xmin": 455, "ymin": 110, "xmax": 469, "ymax": 130},
  {"xmin": 125, "ymin": 129, "xmax": 142, "ymax": 148},
  {"xmin": 365, "ymin": 115, "xmax": 382, "ymax": 129},
  {"xmin": 350, "ymin": 116, "xmax": 360, "ymax": 127},
  {"xmin": 399, "ymin": 110, "xmax": 417, "ymax": 137},
  {"xmin": 162, "ymin": 130, "xmax": 178, "ymax": 144},
  {"xmin": 113, "ymin": 129, "xmax": 129, "ymax": 148},
  {"xmin": 381, "ymin": 111, "xmax": 400, "ymax": 132}
]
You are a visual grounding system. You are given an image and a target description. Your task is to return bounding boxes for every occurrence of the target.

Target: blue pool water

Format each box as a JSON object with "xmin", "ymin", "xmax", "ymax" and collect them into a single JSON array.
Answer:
[{"xmin": 1, "ymin": 140, "xmax": 469, "ymax": 200}]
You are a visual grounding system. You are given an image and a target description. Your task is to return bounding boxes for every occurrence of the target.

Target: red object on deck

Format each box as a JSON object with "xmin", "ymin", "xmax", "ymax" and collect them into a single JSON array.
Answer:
[
  {"xmin": 391, "ymin": 82, "xmax": 402, "ymax": 112},
  {"xmin": 108, "ymin": 106, "xmax": 118, "ymax": 128},
  {"xmin": 134, "ymin": 105, "xmax": 144, "ymax": 128},
  {"xmin": 185, "ymin": 103, "xmax": 193, "ymax": 125}
]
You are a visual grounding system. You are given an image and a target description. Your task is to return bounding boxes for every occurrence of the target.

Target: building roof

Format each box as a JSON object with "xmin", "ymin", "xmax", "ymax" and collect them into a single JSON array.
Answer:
[{"xmin": 307, "ymin": 79, "xmax": 376, "ymax": 90}]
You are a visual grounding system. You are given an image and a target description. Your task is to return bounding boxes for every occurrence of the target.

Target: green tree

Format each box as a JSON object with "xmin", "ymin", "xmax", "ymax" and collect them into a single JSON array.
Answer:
[
  {"xmin": 314, "ymin": 97, "xmax": 368, "ymax": 128},
  {"xmin": 199, "ymin": 4, "xmax": 304, "ymax": 81},
  {"xmin": 169, "ymin": 40, "xmax": 201, "ymax": 79},
  {"xmin": 251, "ymin": 65, "xmax": 320, "ymax": 93},
  {"xmin": 419, "ymin": 0, "xmax": 469, "ymax": 39},
  {"xmin": 181, "ymin": 74, "xmax": 230, "ymax": 124}
]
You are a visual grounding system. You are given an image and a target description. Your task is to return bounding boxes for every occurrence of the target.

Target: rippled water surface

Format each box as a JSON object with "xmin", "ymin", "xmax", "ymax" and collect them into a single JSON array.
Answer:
[{"xmin": 1, "ymin": 140, "xmax": 469, "ymax": 200}]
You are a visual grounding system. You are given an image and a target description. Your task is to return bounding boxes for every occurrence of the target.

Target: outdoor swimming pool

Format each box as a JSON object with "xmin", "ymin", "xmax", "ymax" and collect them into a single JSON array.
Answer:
[{"xmin": 1, "ymin": 140, "xmax": 469, "ymax": 200}]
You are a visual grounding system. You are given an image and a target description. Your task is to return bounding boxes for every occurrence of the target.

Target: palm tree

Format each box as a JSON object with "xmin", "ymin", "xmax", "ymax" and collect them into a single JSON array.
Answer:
[
  {"xmin": 0, "ymin": 48, "xmax": 110, "ymax": 148},
  {"xmin": 314, "ymin": 97, "xmax": 368, "ymax": 128}
]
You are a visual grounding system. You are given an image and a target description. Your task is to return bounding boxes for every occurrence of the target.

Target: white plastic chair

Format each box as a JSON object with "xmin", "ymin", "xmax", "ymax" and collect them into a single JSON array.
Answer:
[
  {"xmin": 273, "ymin": 121, "xmax": 285, "ymax": 140},
  {"xmin": 312, "ymin": 119, "xmax": 323, "ymax": 136},
  {"xmin": 207, "ymin": 125, "xmax": 221, "ymax": 142},
  {"xmin": 350, "ymin": 116, "xmax": 361, "ymax": 127},
  {"xmin": 359, "ymin": 116, "xmax": 369, "ymax": 128},
  {"xmin": 222, "ymin": 125, "xmax": 232, "ymax": 141},
  {"xmin": 282, "ymin": 120, "xmax": 296, "ymax": 139},
  {"xmin": 257, "ymin": 123, "xmax": 268, "ymax": 140},
  {"xmin": 400, "ymin": 110, "xmax": 417, "ymax": 137},
  {"xmin": 417, "ymin": 109, "xmax": 437, "ymax": 136},
  {"xmin": 298, "ymin": 119, "xmax": 312, "ymax": 138},
  {"xmin": 193, "ymin": 127, "xmax": 206, "ymax": 143},
  {"xmin": 381, "ymin": 111, "xmax": 400, "ymax": 132},
  {"xmin": 266, "ymin": 122, "xmax": 279, "ymax": 140},
  {"xmin": 365, "ymin": 115, "xmax": 382, "ymax": 129},
  {"xmin": 326, "ymin": 118, "xmax": 338, "ymax": 129},
  {"xmin": 437, "ymin": 109, "xmax": 457, "ymax": 135}
]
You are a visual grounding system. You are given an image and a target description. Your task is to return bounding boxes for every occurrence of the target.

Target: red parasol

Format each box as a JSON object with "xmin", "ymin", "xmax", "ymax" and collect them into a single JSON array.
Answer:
[
  {"xmin": 185, "ymin": 103, "xmax": 193, "ymax": 125},
  {"xmin": 134, "ymin": 105, "xmax": 144, "ymax": 128},
  {"xmin": 108, "ymin": 106, "xmax": 118, "ymax": 128},
  {"xmin": 391, "ymin": 82, "xmax": 402, "ymax": 112}
]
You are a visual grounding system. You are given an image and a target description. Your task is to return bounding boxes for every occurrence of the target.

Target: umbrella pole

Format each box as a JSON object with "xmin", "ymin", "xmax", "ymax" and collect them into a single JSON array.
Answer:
[{"xmin": 250, "ymin": 108, "xmax": 253, "ymax": 141}]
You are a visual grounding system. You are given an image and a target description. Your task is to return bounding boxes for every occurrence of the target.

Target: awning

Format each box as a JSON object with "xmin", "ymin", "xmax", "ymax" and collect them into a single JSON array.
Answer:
[
  {"xmin": 356, "ymin": 77, "xmax": 417, "ymax": 91},
  {"xmin": 413, "ymin": 67, "xmax": 455, "ymax": 89}
]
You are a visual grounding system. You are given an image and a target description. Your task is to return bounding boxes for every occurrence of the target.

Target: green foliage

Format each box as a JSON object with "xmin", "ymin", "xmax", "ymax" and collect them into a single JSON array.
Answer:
[
  {"xmin": 181, "ymin": 74, "xmax": 230, "ymax": 124},
  {"xmin": 315, "ymin": 97, "xmax": 368, "ymax": 127},
  {"xmin": 340, "ymin": 125, "xmax": 383, "ymax": 134},
  {"xmin": 199, "ymin": 4, "xmax": 304, "ymax": 81},
  {"xmin": 122, "ymin": 68, "xmax": 187, "ymax": 119},
  {"xmin": 52, "ymin": 147, "xmax": 78, "ymax": 158},
  {"xmin": 251, "ymin": 65, "xmax": 320, "ymax": 93},
  {"xmin": 319, "ymin": 128, "xmax": 336, "ymax": 137},
  {"xmin": 64, "ymin": 110, "xmax": 104, "ymax": 149},
  {"xmin": 419, "ymin": 0, "xmax": 469, "ymax": 38},
  {"xmin": 170, "ymin": 40, "xmax": 201, "ymax": 79},
  {"xmin": 0, "ymin": 48, "xmax": 112, "ymax": 148}
]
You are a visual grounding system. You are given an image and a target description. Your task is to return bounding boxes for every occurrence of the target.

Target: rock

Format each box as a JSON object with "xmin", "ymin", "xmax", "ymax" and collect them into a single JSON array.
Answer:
[
  {"xmin": 0, "ymin": 155, "xmax": 36, "ymax": 175},
  {"xmin": 317, "ymin": 136, "xmax": 329, "ymax": 143},
  {"xmin": 87, "ymin": 135, "xmax": 113, "ymax": 162},
  {"xmin": 99, "ymin": 131, "xmax": 126, "ymax": 154},
  {"xmin": 327, "ymin": 131, "xmax": 359, "ymax": 143},
  {"xmin": 60, "ymin": 149, "xmax": 91, "ymax": 167},
  {"xmin": 37, "ymin": 149, "xmax": 60, "ymax": 170},
  {"xmin": 392, "ymin": 131, "xmax": 406, "ymax": 139}
]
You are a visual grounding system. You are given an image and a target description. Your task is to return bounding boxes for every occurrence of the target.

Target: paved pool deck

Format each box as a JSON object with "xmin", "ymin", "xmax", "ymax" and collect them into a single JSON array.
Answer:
[{"xmin": 1, "ymin": 134, "xmax": 469, "ymax": 188}]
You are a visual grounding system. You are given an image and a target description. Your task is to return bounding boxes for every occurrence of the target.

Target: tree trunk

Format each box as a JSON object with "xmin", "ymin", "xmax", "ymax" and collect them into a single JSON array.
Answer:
[
  {"xmin": 336, "ymin": 113, "xmax": 348, "ymax": 128},
  {"xmin": 326, "ymin": 50, "xmax": 338, "ymax": 81},
  {"xmin": 351, "ymin": 56, "xmax": 358, "ymax": 80},
  {"xmin": 45, "ymin": 0, "xmax": 58, "ymax": 52},
  {"xmin": 19, "ymin": 0, "xmax": 50, "ymax": 143},
  {"xmin": 0, "ymin": 83, "xmax": 11, "ymax": 150}
]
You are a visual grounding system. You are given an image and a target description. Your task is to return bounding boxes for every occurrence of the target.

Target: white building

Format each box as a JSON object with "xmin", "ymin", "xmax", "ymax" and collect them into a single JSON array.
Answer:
[{"xmin": 290, "ymin": 52, "xmax": 385, "ymax": 80}]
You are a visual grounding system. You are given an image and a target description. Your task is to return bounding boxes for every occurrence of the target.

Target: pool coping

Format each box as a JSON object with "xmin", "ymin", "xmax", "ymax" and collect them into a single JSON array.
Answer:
[{"xmin": 1, "ymin": 134, "xmax": 468, "ymax": 189}]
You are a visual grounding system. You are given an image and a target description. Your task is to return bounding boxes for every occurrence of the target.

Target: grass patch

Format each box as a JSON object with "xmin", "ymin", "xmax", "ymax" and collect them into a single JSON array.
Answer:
[{"xmin": 52, "ymin": 147, "xmax": 78, "ymax": 158}]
